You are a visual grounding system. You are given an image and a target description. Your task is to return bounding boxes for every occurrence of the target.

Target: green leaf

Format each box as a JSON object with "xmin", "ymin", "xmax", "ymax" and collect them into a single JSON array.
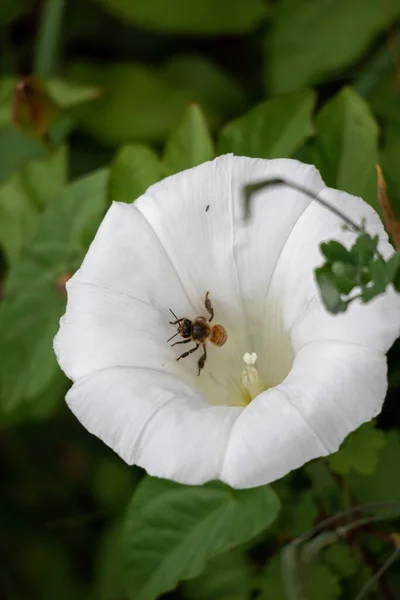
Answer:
[
  {"xmin": 277, "ymin": 489, "xmax": 319, "ymax": 538},
  {"xmin": 315, "ymin": 265, "xmax": 348, "ymax": 313},
  {"xmin": 346, "ymin": 430, "xmax": 400, "ymax": 502},
  {"xmin": 93, "ymin": 521, "xmax": 126, "ymax": 600},
  {"xmin": 0, "ymin": 175, "xmax": 38, "ymax": 263},
  {"xmin": 390, "ymin": 252, "xmax": 400, "ymax": 292},
  {"xmin": 331, "ymin": 262, "xmax": 359, "ymax": 289},
  {"xmin": 184, "ymin": 550, "xmax": 251, "ymax": 600},
  {"xmin": 17, "ymin": 145, "xmax": 68, "ymax": 211},
  {"xmin": 45, "ymin": 78, "xmax": 102, "ymax": 109},
  {"xmin": 257, "ymin": 555, "xmax": 286, "ymax": 600},
  {"xmin": 267, "ymin": 0, "xmax": 400, "ymax": 93},
  {"xmin": 327, "ymin": 422, "xmax": 386, "ymax": 475},
  {"xmin": 0, "ymin": 76, "xmax": 101, "ymax": 120},
  {"xmin": 163, "ymin": 104, "xmax": 214, "ymax": 175},
  {"xmin": 218, "ymin": 90, "xmax": 315, "ymax": 158},
  {"xmin": 92, "ymin": 0, "xmax": 268, "ymax": 34},
  {"xmin": 323, "ymin": 543, "xmax": 359, "ymax": 580},
  {"xmin": 163, "ymin": 56, "xmax": 247, "ymax": 128},
  {"xmin": 320, "ymin": 241, "xmax": 352, "ymax": 264},
  {"xmin": 367, "ymin": 73, "xmax": 400, "ymax": 129},
  {"xmin": 316, "ymin": 234, "xmax": 398, "ymax": 309},
  {"xmin": 311, "ymin": 88, "xmax": 379, "ymax": 211},
  {"xmin": 309, "ymin": 564, "xmax": 341, "ymax": 600},
  {"xmin": 110, "ymin": 144, "xmax": 162, "ymax": 203},
  {"xmin": 67, "ymin": 62, "xmax": 200, "ymax": 145},
  {"xmin": 0, "ymin": 77, "xmax": 15, "ymax": 127},
  {"xmin": 68, "ymin": 57, "xmax": 247, "ymax": 145},
  {"xmin": 0, "ymin": 125, "xmax": 47, "ymax": 181},
  {"xmin": 361, "ymin": 261, "xmax": 387, "ymax": 300},
  {"xmin": 24, "ymin": 535, "xmax": 84, "ymax": 600},
  {"xmin": 305, "ymin": 462, "xmax": 345, "ymax": 514},
  {"xmin": 0, "ymin": 169, "xmax": 108, "ymax": 418},
  {"xmin": 0, "ymin": 146, "xmax": 67, "ymax": 264},
  {"xmin": 0, "ymin": 369, "xmax": 69, "ymax": 425},
  {"xmin": 91, "ymin": 457, "xmax": 139, "ymax": 513},
  {"xmin": 349, "ymin": 233, "xmax": 379, "ymax": 265},
  {"xmin": 362, "ymin": 254, "xmax": 400, "ymax": 302},
  {"xmin": 123, "ymin": 477, "xmax": 280, "ymax": 600},
  {"xmin": 259, "ymin": 555, "xmax": 340, "ymax": 600},
  {"xmin": 0, "ymin": 0, "xmax": 26, "ymax": 26},
  {"xmin": 380, "ymin": 127, "xmax": 400, "ymax": 220},
  {"xmin": 355, "ymin": 30, "xmax": 397, "ymax": 98}
]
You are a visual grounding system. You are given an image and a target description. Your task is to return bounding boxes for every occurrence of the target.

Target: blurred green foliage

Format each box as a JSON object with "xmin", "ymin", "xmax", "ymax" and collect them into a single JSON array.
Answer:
[{"xmin": 1, "ymin": 0, "xmax": 400, "ymax": 599}]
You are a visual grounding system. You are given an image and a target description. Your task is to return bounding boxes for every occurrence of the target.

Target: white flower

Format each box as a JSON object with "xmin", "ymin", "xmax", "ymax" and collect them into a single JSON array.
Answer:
[{"xmin": 54, "ymin": 155, "xmax": 400, "ymax": 489}]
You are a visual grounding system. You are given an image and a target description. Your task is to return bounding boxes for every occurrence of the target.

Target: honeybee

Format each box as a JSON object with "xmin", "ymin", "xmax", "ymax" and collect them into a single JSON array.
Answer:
[{"xmin": 168, "ymin": 292, "xmax": 227, "ymax": 375}]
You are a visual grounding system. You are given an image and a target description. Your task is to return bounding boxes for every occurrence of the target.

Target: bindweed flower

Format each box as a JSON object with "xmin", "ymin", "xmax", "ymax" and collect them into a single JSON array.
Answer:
[{"xmin": 54, "ymin": 155, "xmax": 400, "ymax": 488}]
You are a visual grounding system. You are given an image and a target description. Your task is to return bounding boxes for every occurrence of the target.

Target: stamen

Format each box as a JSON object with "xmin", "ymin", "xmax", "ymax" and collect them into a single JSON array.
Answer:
[{"xmin": 241, "ymin": 352, "xmax": 262, "ymax": 403}]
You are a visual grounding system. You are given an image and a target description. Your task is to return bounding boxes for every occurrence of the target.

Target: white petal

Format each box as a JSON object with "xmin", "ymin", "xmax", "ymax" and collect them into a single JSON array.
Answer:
[
  {"xmin": 54, "ymin": 280, "xmax": 188, "ymax": 382},
  {"xmin": 221, "ymin": 341, "xmax": 387, "ymax": 488},
  {"xmin": 72, "ymin": 201, "xmax": 193, "ymax": 314},
  {"xmin": 266, "ymin": 186, "xmax": 400, "ymax": 355},
  {"xmin": 54, "ymin": 202, "xmax": 194, "ymax": 381},
  {"xmin": 66, "ymin": 367, "xmax": 242, "ymax": 484},
  {"xmin": 137, "ymin": 155, "xmax": 324, "ymax": 322}
]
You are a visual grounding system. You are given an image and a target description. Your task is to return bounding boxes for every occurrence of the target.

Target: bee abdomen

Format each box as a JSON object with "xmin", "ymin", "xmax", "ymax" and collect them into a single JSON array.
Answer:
[{"xmin": 210, "ymin": 324, "xmax": 227, "ymax": 346}]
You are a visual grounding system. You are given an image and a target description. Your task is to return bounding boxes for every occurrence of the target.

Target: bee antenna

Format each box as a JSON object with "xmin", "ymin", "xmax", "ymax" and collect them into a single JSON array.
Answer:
[
  {"xmin": 167, "ymin": 332, "xmax": 179, "ymax": 343},
  {"xmin": 169, "ymin": 308, "xmax": 179, "ymax": 320}
]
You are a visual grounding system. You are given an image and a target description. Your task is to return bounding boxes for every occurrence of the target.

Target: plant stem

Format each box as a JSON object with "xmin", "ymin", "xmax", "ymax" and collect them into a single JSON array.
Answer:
[
  {"xmin": 296, "ymin": 501, "xmax": 400, "ymax": 544},
  {"xmin": 245, "ymin": 178, "xmax": 363, "ymax": 232},
  {"xmin": 245, "ymin": 177, "xmax": 386, "ymax": 261},
  {"xmin": 33, "ymin": 0, "xmax": 66, "ymax": 78},
  {"xmin": 354, "ymin": 547, "xmax": 400, "ymax": 600}
]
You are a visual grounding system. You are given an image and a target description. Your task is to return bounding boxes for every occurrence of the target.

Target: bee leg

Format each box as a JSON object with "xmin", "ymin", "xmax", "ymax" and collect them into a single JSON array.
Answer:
[
  {"xmin": 197, "ymin": 344, "xmax": 207, "ymax": 375},
  {"xmin": 176, "ymin": 343, "xmax": 199, "ymax": 362},
  {"xmin": 171, "ymin": 338, "xmax": 191, "ymax": 347},
  {"xmin": 205, "ymin": 291, "xmax": 214, "ymax": 322},
  {"xmin": 169, "ymin": 318, "xmax": 184, "ymax": 325}
]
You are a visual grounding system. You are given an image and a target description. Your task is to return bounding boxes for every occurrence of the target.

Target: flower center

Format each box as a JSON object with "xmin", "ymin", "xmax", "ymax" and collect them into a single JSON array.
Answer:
[
  {"xmin": 194, "ymin": 315, "xmax": 293, "ymax": 408},
  {"xmin": 241, "ymin": 352, "xmax": 263, "ymax": 404}
]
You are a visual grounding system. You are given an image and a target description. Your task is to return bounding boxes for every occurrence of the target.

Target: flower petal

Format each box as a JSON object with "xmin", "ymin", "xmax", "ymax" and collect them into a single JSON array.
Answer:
[
  {"xmin": 54, "ymin": 280, "xmax": 188, "ymax": 382},
  {"xmin": 266, "ymin": 186, "xmax": 400, "ymax": 355},
  {"xmin": 137, "ymin": 155, "xmax": 324, "ymax": 327},
  {"xmin": 66, "ymin": 367, "xmax": 242, "ymax": 484},
  {"xmin": 221, "ymin": 341, "xmax": 387, "ymax": 488},
  {"xmin": 54, "ymin": 202, "xmax": 195, "ymax": 381},
  {"xmin": 72, "ymin": 201, "xmax": 194, "ymax": 313}
]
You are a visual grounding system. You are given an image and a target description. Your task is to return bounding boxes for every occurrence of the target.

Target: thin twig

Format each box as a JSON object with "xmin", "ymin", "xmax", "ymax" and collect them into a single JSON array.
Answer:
[
  {"xmin": 245, "ymin": 177, "xmax": 386, "ymax": 261},
  {"xmin": 295, "ymin": 501, "xmax": 400, "ymax": 545},
  {"xmin": 245, "ymin": 178, "xmax": 363, "ymax": 232},
  {"xmin": 354, "ymin": 547, "xmax": 400, "ymax": 600}
]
